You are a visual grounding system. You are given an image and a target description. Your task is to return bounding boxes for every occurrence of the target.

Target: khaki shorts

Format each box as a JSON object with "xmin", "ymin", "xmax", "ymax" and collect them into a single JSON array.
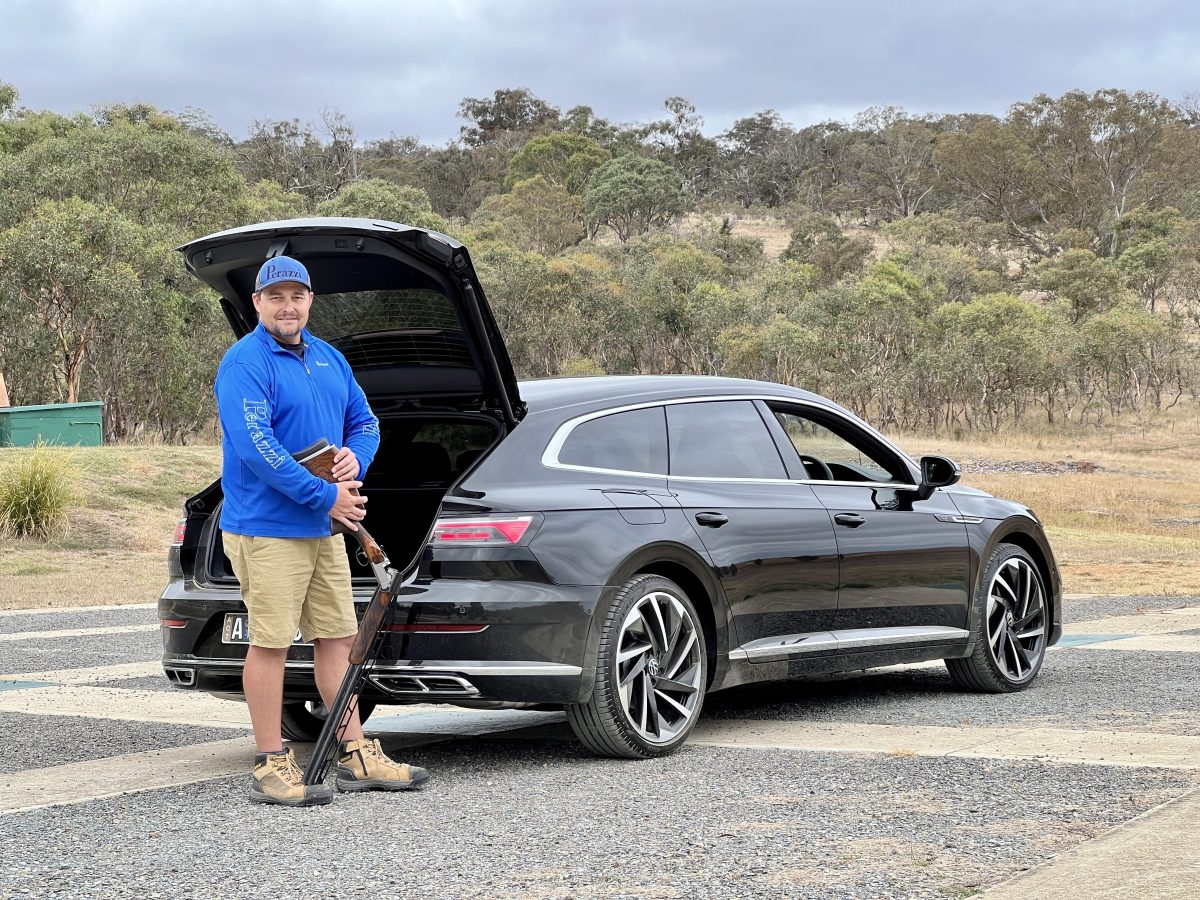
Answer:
[{"xmin": 223, "ymin": 532, "xmax": 358, "ymax": 649}]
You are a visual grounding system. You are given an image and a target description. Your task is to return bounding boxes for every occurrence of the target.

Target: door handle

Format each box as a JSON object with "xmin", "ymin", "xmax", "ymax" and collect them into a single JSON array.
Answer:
[
  {"xmin": 834, "ymin": 513, "xmax": 866, "ymax": 527},
  {"xmin": 695, "ymin": 512, "xmax": 729, "ymax": 528}
]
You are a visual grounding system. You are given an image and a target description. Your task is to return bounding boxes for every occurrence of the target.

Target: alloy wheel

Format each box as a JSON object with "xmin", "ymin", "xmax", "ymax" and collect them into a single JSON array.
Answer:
[
  {"xmin": 615, "ymin": 591, "xmax": 703, "ymax": 744},
  {"xmin": 985, "ymin": 557, "xmax": 1046, "ymax": 682}
]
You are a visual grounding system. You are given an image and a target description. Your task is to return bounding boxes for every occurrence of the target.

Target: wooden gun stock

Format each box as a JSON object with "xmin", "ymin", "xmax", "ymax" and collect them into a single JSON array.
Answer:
[
  {"xmin": 292, "ymin": 438, "xmax": 386, "ymax": 567},
  {"xmin": 350, "ymin": 588, "xmax": 391, "ymax": 664}
]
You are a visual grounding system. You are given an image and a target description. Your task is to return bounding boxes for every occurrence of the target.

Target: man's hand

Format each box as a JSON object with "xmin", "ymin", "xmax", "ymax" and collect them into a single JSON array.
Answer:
[
  {"xmin": 330, "ymin": 480, "xmax": 367, "ymax": 531},
  {"xmin": 331, "ymin": 446, "xmax": 359, "ymax": 481}
]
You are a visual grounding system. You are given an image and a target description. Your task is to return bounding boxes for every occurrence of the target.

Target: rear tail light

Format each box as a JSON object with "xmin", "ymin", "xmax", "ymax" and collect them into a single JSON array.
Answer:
[
  {"xmin": 431, "ymin": 514, "xmax": 539, "ymax": 546},
  {"xmin": 160, "ymin": 618, "xmax": 187, "ymax": 628},
  {"xmin": 172, "ymin": 517, "xmax": 187, "ymax": 545}
]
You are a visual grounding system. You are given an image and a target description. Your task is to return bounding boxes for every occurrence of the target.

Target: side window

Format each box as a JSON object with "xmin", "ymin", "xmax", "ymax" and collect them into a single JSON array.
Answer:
[
  {"xmin": 773, "ymin": 408, "xmax": 905, "ymax": 483},
  {"xmin": 558, "ymin": 406, "xmax": 668, "ymax": 474},
  {"xmin": 667, "ymin": 401, "xmax": 786, "ymax": 479}
]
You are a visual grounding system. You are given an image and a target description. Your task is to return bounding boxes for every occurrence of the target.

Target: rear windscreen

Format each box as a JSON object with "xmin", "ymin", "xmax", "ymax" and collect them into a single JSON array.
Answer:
[{"xmin": 307, "ymin": 289, "xmax": 473, "ymax": 368}]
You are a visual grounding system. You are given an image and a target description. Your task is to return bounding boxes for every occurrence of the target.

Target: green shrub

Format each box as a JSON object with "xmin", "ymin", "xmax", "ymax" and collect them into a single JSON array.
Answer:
[{"xmin": 0, "ymin": 446, "xmax": 76, "ymax": 538}]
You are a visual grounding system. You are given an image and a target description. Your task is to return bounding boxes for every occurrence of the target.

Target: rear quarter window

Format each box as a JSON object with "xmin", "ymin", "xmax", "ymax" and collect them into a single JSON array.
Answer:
[{"xmin": 557, "ymin": 406, "xmax": 668, "ymax": 474}]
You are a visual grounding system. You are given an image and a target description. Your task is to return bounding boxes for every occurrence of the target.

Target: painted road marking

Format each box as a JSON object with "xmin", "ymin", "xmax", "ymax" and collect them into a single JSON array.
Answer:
[
  {"xmin": 1055, "ymin": 633, "xmax": 1136, "ymax": 648},
  {"xmin": 981, "ymin": 786, "xmax": 1200, "ymax": 898},
  {"xmin": 0, "ymin": 709, "xmax": 564, "ymax": 816},
  {"xmin": 0, "ymin": 623, "xmax": 160, "ymax": 642},
  {"xmin": 0, "ymin": 660, "xmax": 162, "ymax": 684},
  {"xmin": 687, "ymin": 720, "xmax": 1200, "ymax": 770},
  {"xmin": 0, "ymin": 681, "xmax": 54, "ymax": 692},
  {"xmin": 1083, "ymin": 633, "xmax": 1200, "ymax": 653}
]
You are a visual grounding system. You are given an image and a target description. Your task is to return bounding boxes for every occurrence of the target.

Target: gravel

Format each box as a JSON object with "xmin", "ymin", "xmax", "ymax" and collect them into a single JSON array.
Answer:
[
  {"xmin": 704, "ymin": 646, "xmax": 1200, "ymax": 735},
  {"xmin": 0, "ymin": 713, "xmax": 246, "ymax": 774},
  {"xmin": 0, "ymin": 739, "xmax": 1192, "ymax": 900},
  {"xmin": 1, "ymin": 594, "xmax": 1197, "ymax": 897},
  {"xmin": 0, "ymin": 631, "xmax": 161, "ymax": 676},
  {"xmin": 962, "ymin": 457, "xmax": 1107, "ymax": 476},
  {"xmin": 1062, "ymin": 594, "xmax": 1200, "ymax": 623},
  {"xmin": 0, "ymin": 607, "xmax": 157, "ymax": 635},
  {"xmin": 88, "ymin": 675, "xmax": 177, "ymax": 693}
]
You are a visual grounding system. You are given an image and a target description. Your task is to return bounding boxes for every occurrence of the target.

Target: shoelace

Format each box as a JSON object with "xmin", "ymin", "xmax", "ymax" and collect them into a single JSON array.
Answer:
[
  {"xmin": 268, "ymin": 752, "xmax": 305, "ymax": 785},
  {"xmin": 359, "ymin": 739, "xmax": 403, "ymax": 771}
]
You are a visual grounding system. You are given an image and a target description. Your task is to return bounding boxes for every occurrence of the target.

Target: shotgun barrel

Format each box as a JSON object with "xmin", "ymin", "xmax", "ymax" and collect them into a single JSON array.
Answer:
[{"xmin": 290, "ymin": 437, "xmax": 397, "ymax": 785}]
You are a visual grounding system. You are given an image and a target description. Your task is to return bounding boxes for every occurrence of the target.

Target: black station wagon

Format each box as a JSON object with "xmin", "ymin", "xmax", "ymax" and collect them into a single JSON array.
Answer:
[{"xmin": 159, "ymin": 218, "xmax": 1063, "ymax": 758}]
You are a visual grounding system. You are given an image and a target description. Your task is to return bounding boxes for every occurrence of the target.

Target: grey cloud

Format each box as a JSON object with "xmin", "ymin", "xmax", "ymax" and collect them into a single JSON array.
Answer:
[{"xmin": 4, "ymin": 0, "xmax": 1200, "ymax": 142}]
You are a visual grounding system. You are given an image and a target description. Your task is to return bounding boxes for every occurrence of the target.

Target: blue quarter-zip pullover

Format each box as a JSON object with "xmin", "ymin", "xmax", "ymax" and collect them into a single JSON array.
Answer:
[{"xmin": 214, "ymin": 323, "xmax": 380, "ymax": 538}]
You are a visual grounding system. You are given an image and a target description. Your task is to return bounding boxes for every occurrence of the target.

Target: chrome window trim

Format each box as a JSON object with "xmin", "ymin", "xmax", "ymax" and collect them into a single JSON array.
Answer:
[
  {"xmin": 540, "ymin": 394, "xmax": 919, "ymax": 487},
  {"xmin": 729, "ymin": 625, "xmax": 970, "ymax": 661}
]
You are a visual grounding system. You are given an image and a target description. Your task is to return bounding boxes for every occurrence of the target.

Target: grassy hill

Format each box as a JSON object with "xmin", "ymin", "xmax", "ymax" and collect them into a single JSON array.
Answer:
[{"xmin": 0, "ymin": 446, "xmax": 220, "ymax": 609}]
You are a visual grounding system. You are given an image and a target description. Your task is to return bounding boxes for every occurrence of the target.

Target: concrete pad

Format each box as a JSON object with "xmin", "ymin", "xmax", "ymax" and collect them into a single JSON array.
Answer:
[
  {"xmin": 0, "ymin": 709, "xmax": 564, "ymax": 815},
  {"xmin": 955, "ymin": 727, "xmax": 1200, "ymax": 769},
  {"xmin": 0, "ymin": 660, "xmax": 163, "ymax": 684},
  {"xmin": 1084, "ymin": 634, "xmax": 1200, "ymax": 653},
  {"xmin": 0, "ymin": 602, "xmax": 156, "ymax": 617},
  {"xmin": 0, "ymin": 623, "xmax": 160, "ymax": 642},
  {"xmin": 1064, "ymin": 607, "xmax": 1200, "ymax": 637},
  {"xmin": 690, "ymin": 719, "xmax": 1012, "ymax": 757},
  {"xmin": 689, "ymin": 720, "xmax": 1200, "ymax": 769},
  {"xmin": 981, "ymin": 786, "xmax": 1200, "ymax": 898},
  {"xmin": 0, "ymin": 684, "xmax": 254, "ymax": 729},
  {"xmin": 0, "ymin": 737, "xmax": 256, "ymax": 815}
]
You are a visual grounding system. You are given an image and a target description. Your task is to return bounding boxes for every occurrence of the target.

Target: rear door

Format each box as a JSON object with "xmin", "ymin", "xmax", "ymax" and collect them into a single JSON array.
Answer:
[
  {"xmin": 665, "ymin": 400, "xmax": 840, "ymax": 649},
  {"xmin": 179, "ymin": 217, "xmax": 521, "ymax": 427}
]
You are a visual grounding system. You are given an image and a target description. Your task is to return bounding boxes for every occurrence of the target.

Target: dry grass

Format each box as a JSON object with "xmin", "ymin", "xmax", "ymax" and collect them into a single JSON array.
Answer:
[
  {"xmin": 0, "ymin": 445, "xmax": 220, "ymax": 610},
  {"xmin": 1, "ymin": 409, "xmax": 1197, "ymax": 609},
  {"xmin": 900, "ymin": 413, "xmax": 1200, "ymax": 595}
]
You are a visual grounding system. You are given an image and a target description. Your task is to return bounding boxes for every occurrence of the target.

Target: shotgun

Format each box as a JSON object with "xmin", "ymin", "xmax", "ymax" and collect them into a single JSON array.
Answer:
[{"xmin": 291, "ymin": 437, "xmax": 399, "ymax": 786}]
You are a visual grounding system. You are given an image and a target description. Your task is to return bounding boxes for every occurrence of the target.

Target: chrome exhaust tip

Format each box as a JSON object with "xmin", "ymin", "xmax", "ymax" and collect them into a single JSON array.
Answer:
[
  {"xmin": 163, "ymin": 666, "xmax": 196, "ymax": 687},
  {"xmin": 367, "ymin": 673, "xmax": 479, "ymax": 696}
]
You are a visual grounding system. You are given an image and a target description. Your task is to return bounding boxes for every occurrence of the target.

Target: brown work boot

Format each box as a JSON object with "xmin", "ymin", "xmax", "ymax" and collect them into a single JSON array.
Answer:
[
  {"xmin": 249, "ymin": 747, "xmax": 333, "ymax": 807},
  {"xmin": 336, "ymin": 737, "xmax": 430, "ymax": 792}
]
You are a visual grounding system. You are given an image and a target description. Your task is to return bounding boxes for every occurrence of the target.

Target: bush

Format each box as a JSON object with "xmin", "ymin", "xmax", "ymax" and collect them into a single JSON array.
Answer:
[{"xmin": 0, "ymin": 446, "xmax": 76, "ymax": 538}]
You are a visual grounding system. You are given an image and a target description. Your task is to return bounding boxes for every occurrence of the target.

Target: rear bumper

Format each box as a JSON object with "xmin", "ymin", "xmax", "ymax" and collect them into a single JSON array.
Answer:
[{"xmin": 159, "ymin": 577, "xmax": 602, "ymax": 705}]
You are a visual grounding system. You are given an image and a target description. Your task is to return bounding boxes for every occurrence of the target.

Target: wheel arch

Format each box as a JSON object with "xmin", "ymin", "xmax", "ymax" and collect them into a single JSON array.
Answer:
[
  {"xmin": 584, "ymin": 542, "xmax": 731, "ymax": 695},
  {"xmin": 969, "ymin": 517, "xmax": 1062, "ymax": 650}
]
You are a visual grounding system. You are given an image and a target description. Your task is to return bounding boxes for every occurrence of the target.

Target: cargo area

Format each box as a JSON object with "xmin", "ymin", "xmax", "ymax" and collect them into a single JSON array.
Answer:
[{"xmin": 201, "ymin": 412, "xmax": 503, "ymax": 584}]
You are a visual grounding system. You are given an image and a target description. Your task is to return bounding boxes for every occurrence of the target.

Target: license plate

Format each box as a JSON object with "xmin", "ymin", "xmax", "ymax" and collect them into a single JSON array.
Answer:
[{"xmin": 221, "ymin": 613, "xmax": 309, "ymax": 646}]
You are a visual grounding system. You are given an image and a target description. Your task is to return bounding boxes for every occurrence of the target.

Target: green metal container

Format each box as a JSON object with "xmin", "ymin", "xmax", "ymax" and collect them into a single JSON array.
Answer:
[{"xmin": 0, "ymin": 402, "xmax": 104, "ymax": 447}]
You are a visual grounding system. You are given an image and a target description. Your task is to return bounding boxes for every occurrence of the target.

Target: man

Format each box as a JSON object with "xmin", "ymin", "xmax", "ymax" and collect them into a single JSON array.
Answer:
[{"xmin": 214, "ymin": 255, "xmax": 429, "ymax": 806}]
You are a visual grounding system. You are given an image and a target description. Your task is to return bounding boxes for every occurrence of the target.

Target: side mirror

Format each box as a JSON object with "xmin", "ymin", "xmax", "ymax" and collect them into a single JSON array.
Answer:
[{"xmin": 916, "ymin": 455, "xmax": 960, "ymax": 499}]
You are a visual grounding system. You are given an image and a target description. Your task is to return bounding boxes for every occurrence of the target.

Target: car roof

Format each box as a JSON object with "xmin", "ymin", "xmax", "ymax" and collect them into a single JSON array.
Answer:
[{"xmin": 516, "ymin": 375, "xmax": 836, "ymax": 415}]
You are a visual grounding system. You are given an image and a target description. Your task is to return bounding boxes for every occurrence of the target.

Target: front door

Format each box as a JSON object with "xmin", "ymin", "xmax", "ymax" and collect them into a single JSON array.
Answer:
[{"xmin": 764, "ymin": 403, "xmax": 972, "ymax": 633}]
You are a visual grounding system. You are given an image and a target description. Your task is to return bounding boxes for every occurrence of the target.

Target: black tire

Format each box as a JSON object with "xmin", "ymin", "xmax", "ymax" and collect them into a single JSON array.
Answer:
[
  {"xmin": 280, "ymin": 699, "xmax": 377, "ymax": 742},
  {"xmin": 947, "ymin": 544, "xmax": 1048, "ymax": 693},
  {"xmin": 567, "ymin": 574, "xmax": 708, "ymax": 759}
]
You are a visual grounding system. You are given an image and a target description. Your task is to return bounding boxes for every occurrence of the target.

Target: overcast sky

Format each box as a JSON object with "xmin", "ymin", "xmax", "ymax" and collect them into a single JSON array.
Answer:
[{"xmin": 4, "ymin": 0, "xmax": 1200, "ymax": 143}]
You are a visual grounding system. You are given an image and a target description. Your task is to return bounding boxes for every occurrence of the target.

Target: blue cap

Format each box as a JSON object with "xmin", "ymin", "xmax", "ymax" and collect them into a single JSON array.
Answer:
[{"xmin": 255, "ymin": 256, "xmax": 311, "ymax": 292}]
